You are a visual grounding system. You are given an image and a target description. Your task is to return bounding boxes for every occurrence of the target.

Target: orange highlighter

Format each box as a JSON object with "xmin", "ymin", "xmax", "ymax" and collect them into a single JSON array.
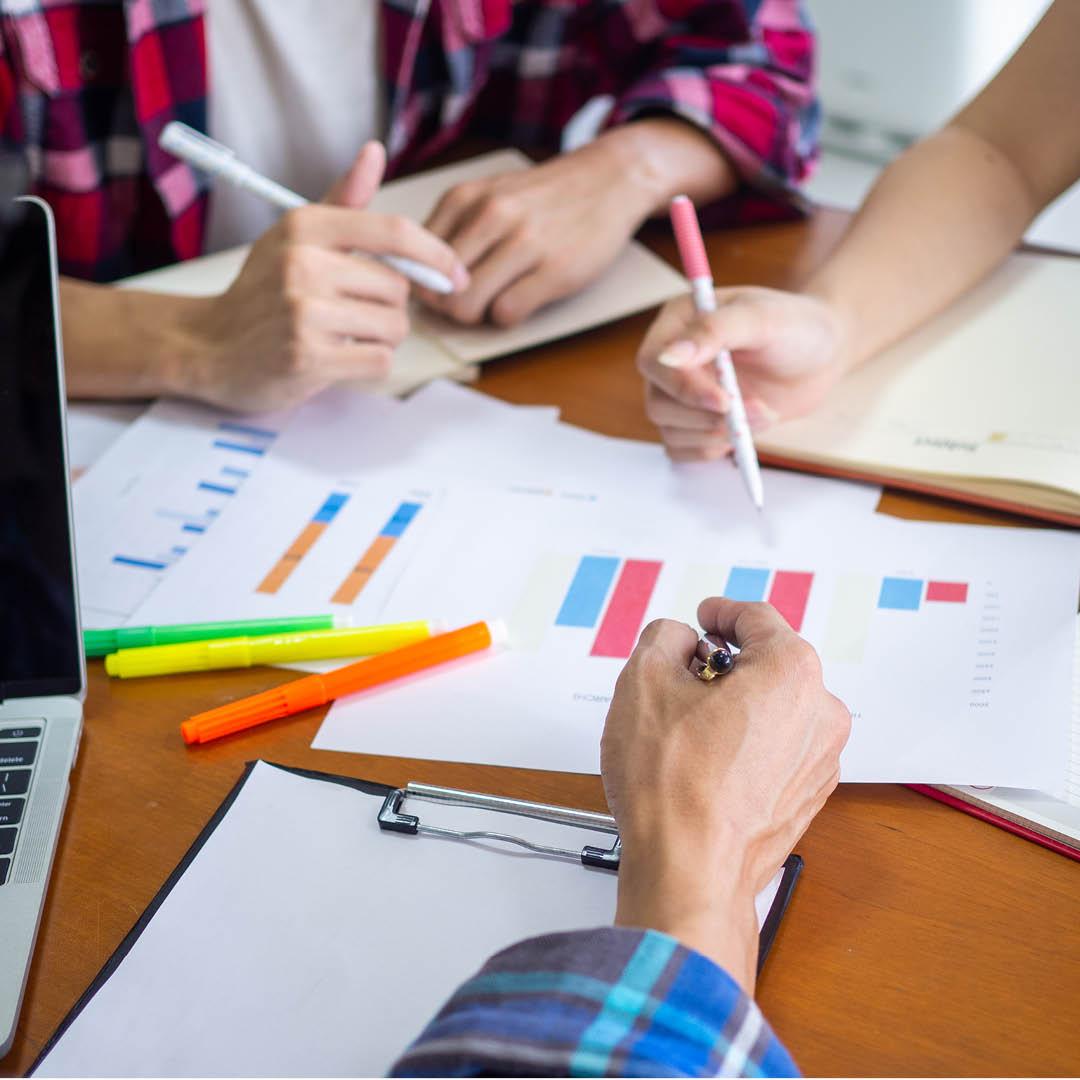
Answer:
[{"xmin": 181, "ymin": 619, "xmax": 505, "ymax": 745}]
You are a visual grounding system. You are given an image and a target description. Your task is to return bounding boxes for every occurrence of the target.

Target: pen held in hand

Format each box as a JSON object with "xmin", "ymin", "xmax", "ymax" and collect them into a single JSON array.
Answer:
[
  {"xmin": 159, "ymin": 121, "xmax": 457, "ymax": 295},
  {"xmin": 669, "ymin": 195, "xmax": 765, "ymax": 511}
]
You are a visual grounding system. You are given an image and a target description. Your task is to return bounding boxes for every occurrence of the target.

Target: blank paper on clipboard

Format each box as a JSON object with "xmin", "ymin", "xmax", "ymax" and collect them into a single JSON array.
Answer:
[{"xmin": 34, "ymin": 762, "xmax": 799, "ymax": 1078}]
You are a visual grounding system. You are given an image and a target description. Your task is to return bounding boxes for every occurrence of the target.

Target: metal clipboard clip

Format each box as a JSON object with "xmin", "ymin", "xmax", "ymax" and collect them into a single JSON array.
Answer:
[{"xmin": 378, "ymin": 782, "xmax": 622, "ymax": 871}]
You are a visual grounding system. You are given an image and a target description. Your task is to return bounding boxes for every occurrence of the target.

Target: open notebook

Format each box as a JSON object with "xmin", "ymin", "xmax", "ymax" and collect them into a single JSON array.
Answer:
[
  {"xmin": 32, "ymin": 763, "xmax": 798, "ymax": 1077},
  {"xmin": 757, "ymin": 251, "xmax": 1080, "ymax": 525},
  {"xmin": 120, "ymin": 150, "xmax": 686, "ymax": 397}
]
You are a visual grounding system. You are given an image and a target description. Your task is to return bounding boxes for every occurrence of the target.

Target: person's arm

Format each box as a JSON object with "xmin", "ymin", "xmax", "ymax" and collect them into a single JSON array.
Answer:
[
  {"xmin": 419, "ymin": 0, "xmax": 818, "ymax": 328},
  {"xmin": 392, "ymin": 600, "xmax": 850, "ymax": 1077},
  {"xmin": 61, "ymin": 143, "xmax": 467, "ymax": 412},
  {"xmin": 636, "ymin": 0, "xmax": 1080, "ymax": 460}
]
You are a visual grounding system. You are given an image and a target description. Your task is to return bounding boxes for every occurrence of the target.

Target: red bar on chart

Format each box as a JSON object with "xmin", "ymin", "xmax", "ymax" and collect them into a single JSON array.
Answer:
[
  {"xmin": 590, "ymin": 560, "xmax": 662, "ymax": 659},
  {"xmin": 926, "ymin": 581, "xmax": 968, "ymax": 603},
  {"xmin": 767, "ymin": 571, "xmax": 814, "ymax": 631}
]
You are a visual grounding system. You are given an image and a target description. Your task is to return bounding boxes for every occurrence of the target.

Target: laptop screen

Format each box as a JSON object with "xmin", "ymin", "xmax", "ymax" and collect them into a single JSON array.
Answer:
[{"xmin": 0, "ymin": 199, "xmax": 82, "ymax": 700}]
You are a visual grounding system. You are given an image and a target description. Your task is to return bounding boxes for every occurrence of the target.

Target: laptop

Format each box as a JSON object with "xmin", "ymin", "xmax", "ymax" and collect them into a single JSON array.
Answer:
[{"xmin": 0, "ymin": 196, "xmax": 85, "ymax": 1058}]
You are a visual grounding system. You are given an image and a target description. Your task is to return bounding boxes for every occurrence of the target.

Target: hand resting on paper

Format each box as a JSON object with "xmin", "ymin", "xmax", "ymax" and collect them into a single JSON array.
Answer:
[
  {"xmin": 602, "ymin": 597, "xmax": 851, "ymax": 993},
  {"xmin": 636, "ymin": 288, "xmax": 849, "ymax": 462},
  {"xmin": 418, "ymin": 119, "xmax": 736, "ymax": 328}
]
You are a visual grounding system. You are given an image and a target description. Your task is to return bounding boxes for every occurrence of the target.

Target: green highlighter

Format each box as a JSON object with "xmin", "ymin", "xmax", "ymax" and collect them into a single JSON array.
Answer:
[{"xmin": 83, "ymin": 614, "xmax": 347, "ymax": 658}]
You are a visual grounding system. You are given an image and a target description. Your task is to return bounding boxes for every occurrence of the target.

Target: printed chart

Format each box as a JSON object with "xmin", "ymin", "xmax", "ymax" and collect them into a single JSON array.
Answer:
[
  {"xmin": 76, "ymin": 406, "xmax": 283, "ymax": 627},
  {"xmin": 315, "ymin": 484, "xmax": 1075, "ymax": 789},
  {"xmin": 131, "ymin": 468, "xmax": 435, "ymax": 631}
]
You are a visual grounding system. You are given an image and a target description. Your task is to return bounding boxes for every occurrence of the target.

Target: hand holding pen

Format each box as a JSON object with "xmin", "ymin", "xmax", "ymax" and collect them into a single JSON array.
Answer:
[
  {"xmin": 667, "ymin": 196, "xmax": 765, "ymax": 510},
  {"xmin": 154, "ymin": 127, "xmax": 468, "ymax": 412}
]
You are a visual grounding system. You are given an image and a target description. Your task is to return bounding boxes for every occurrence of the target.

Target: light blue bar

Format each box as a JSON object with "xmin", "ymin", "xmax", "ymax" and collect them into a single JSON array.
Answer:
[
  {"xmin": 220, "ymin": 465, "xmax": 250, "ymax": 478},
  {"xmin": 878, "ymin": 577, "xmax": 923, "ymax": 611},
  {"xmin": 212, "ymin": 439, "xmax": 265, "ymax": 456},
  {"xmin": 380, "ymin": 501, "xmax": 422, "ymax": 538},
  {"xmin": 182, "ymin": 523, "xmax": 206, "ymax": 534},
  {"xmin": 313, "ymin": 492, "xmax": 349, "ymax": 524},
  {"xmin": 113, "ymin": 555, "xmax": 166, "ymax": 571},
  {"xmin": 198, "ymin": 481, "xmax": 236, "ymax": 496},
  {"xmin": 217, "ymin": 420, "xmax": 277, "ymax": 441},
  {"xmin": 724, "ymin": 566, "xmax": 770, "ymax": 601},
  {"xmin": 555, "ymin": 556, "xmax": 620, "ymax": 628}
]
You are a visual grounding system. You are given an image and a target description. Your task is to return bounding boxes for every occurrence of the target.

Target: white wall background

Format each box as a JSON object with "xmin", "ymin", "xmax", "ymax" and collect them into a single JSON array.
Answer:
[{"xmin": 803, "ymin": 0, "xmax": 1080, "ymax": 252}]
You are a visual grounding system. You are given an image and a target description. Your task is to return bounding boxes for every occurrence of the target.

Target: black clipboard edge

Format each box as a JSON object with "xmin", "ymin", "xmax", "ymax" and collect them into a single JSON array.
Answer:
[
  {"xmin": 31, "ymin": 762, "xmax": 802, "ymax": 1071},
  {"xmin": 758, "ymin": 853, "xmax": 803, "ymax": 976},
  {"xmin": 30, "ymin": 761, "xmax": 394, "ymax": 1074}
]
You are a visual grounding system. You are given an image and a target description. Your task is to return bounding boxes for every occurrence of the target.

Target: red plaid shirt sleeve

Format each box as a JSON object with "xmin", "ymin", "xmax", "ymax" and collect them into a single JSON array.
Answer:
[{"xmin": 605, "ymin": 1, "xmax": 819, "ymax": 224}]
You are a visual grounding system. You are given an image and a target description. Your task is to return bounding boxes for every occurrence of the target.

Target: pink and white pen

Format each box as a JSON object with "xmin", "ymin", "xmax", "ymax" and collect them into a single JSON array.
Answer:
[{"xmin": 669, "ymin": 195, "xmax": 765, "ymax": 511}]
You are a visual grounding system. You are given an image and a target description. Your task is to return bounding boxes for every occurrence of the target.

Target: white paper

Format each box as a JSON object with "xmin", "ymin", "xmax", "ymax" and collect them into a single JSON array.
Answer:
[
  {"xmin": 315, "ymin": 478, "xmax": 1078, "ymax": 790},
  {"xmin": 35, "ymin": 761, "xmax": 785, "ymax": 1078},
  {"xmin": 65, "ymin": 400, "xmax": 146, "ymax": 478},
  {"xmin": 74, "ymin": 398, "xmax": 297, "ymax": 628}
]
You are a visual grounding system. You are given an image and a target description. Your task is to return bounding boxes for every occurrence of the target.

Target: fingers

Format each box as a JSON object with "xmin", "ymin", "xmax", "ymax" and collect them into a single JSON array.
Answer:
[
  {"xmin": 325, "ymin": 141, "xmax": 387, "ymax": 208},
  {"xmin": 427, "ymin": 232, "xmax": 540, "ymax": 325},
  {"xmin": 633, "ymin": 618, "xmax": 700, "ymax": 667},
  {"xmin": 490, "ymin": 262, "xmax": 576, "ymax": 327},
  {"xmin": 300, "ymin": 296, "xmax": 410, "ymax": 348},
  {"xmin": 300, "ymin": 340, "xmax": 394, "ymax": 383},
  {"xmin": 283, "ymin": 205, "xmax": 469, "ymax": 292},
  {"xmin": 640, "ymin": 342, "xmax": 727, "ymax": 412},
  {"xmin": 283, "ymin": 245, "xmax": 409, "ymax": 307},
  {"xmin": 696, "ymin": 597, "xmax": 795, "ymax": 651}
]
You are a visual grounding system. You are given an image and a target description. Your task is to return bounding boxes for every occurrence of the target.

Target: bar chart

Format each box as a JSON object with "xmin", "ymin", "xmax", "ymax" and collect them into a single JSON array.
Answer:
[
  {"xmin": 332, "ymin": 501, "xmax": 423, "ymax": 605},
  {"xmin": 673, "ymin": 564, "xmax": 817, "ymax": 631},
  {"xmin": 257, "ymin": 492, "xmax": 350, "ymax": 595},
  {"xmin": 110, "ymin": 421, "xmax": 279, "ymax": 582},
  {"xmin": 824, "ymin": 574, "xmax": 969, "ymax": 663},
  {"xmin": 513, "ymin": 553, "xmax": 664, "ymax": 660}
]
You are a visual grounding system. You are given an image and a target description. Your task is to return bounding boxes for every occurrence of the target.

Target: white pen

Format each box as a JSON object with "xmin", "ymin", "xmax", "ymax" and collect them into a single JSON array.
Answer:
[
  {"xmin": 668, "ymin": 195, "xmax": 765, "ymax": 511},
  {"xmin": 158, "ymin": 121, "xmax": 456, "ymax": 295}
]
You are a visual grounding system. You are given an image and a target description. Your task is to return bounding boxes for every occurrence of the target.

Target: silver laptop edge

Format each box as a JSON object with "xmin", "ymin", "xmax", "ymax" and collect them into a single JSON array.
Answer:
[{"xmin": 0, "ymin": 195, "xmax": 86, "ymax": 1059}]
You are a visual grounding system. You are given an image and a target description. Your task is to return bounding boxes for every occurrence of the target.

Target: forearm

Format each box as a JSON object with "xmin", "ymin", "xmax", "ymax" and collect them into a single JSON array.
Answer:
[
  {"xmin": 804, "ymin": 125, "xmax": 1039, "ymax": 373},
  {"xmin": 61, "ymin": 279, "xmax": 205, "ymax": 400},
  {"xmin": 594, "ymin": 118, "xmax": 737, "ymax": 221}
]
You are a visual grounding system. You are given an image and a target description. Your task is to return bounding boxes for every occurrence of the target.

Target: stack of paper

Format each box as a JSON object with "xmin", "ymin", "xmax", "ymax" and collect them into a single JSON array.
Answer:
[{"xmin": 77, "ymin": 379, "xmax": 1080, "ymax": 792}]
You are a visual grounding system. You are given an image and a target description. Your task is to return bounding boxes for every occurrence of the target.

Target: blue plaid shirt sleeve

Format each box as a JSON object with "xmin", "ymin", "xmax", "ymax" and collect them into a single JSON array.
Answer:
[{"xmin": 390, "ymin": 927, "xmax": 799, "ymax": 1078}]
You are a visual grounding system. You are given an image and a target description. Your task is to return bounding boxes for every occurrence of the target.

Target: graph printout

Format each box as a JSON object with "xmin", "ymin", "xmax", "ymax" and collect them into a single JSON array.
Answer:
[
  {"xmin": 74, "ymin": 400, "xmax": 286, "ymax": 628},
  {"xmin": 316, "ymin": 482, "xmax": 1078, "ymax": 791}
]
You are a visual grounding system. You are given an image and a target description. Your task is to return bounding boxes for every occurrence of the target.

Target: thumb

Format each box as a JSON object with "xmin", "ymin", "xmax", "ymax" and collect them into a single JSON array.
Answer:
[
  {"xmin": 325, "ymin": 141, "xmax": 387, "ymax": 208},
  {"xmin": 657, "ymin": 295, "xmax": 766, "ymax": 370}
]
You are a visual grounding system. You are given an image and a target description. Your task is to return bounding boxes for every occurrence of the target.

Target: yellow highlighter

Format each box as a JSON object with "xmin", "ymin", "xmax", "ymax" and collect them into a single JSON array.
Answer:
[{"xmin": 104, "ymin": 621, "xmax": 438, "ymax": 679}]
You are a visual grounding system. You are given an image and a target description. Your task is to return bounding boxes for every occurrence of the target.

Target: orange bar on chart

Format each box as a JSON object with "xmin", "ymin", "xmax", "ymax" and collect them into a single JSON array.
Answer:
[
  {"xmin": 256, "ymin": 492, "xmax": 349, "ymax": 595},
  {"xmin": 331, "ymin": 501, "xmax": 422, "ymax": 605}
]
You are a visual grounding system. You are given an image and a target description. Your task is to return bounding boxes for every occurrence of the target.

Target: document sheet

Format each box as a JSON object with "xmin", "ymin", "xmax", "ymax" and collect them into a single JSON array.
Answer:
[
  {"xmin": 34, "ymin": 761, "xmax": 785, "ymax": 1077},
  {"xmin": 117, "ymin": 382, "xmax": 1079, "ymax": 789}
]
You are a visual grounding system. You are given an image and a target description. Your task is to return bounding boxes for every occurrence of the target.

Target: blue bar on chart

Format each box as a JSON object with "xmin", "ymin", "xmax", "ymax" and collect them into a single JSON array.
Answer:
[
  {"xmin": 878, "ymin": 577, "xmax": 923, "ymax": 611},
  {"xmin": 555, "ymin": 556, "xmax": 620, "ymax": 627},
  {"xmin": 197, "ymin": 480, "xmax": 237, "ymax": 496},
  {"xmin": 212, "ymin": 420, "xmax": 279, "ymax": 457},
  {"xmin": 724, "ymin": 566, "xmax": 771, "ymax": 602}
]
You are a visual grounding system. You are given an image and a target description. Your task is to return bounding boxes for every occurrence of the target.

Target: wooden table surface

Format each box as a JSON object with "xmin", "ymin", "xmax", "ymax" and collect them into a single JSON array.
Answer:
[{"xmin": 5, "ymin": 209, "xmax": 1078, "ymax": 1077}]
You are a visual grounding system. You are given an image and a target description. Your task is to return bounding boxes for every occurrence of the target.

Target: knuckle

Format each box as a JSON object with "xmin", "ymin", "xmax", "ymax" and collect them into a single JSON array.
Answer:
[
  {"xmin": 489, "ymin": 296, "xmax": 522, "ymax": 328},
  {"xmin": 384, "ymin": 214, "xmax": 413, "ymax": 246},
  {"xmin": 281, "ymin": 205, "xmax": 314, "ymax": 242},
  {"xmin": 480, "ymin": 192, "xmax": 516, "ymax": 227}
]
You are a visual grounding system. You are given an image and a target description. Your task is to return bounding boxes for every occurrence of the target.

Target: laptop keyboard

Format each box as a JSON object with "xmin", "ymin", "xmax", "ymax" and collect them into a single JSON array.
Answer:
[{"xmin": 0, "ymin": 722, "xmax": 42, "ymax": 886}]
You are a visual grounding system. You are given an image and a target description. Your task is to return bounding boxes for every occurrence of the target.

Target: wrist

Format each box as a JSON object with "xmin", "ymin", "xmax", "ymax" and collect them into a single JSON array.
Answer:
[
  {"xmin": 614, "ymin": 820, "xmax": 759, "ymax": 992},
  {"xmin": 592, "ymin": 118, "xmax": 736, "ymax": 218}
]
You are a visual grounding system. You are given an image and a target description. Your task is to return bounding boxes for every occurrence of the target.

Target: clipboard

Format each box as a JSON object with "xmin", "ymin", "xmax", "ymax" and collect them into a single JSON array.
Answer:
[{"xmin": 33, "ymin": 761, "xmax": 803, "ymax": 1077}]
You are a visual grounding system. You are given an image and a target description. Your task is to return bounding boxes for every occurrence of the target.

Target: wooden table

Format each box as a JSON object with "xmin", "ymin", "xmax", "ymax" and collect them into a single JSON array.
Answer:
[{"xmin": 5, "ymin": 209, "xmax": 1078, "ymax": 1077}]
